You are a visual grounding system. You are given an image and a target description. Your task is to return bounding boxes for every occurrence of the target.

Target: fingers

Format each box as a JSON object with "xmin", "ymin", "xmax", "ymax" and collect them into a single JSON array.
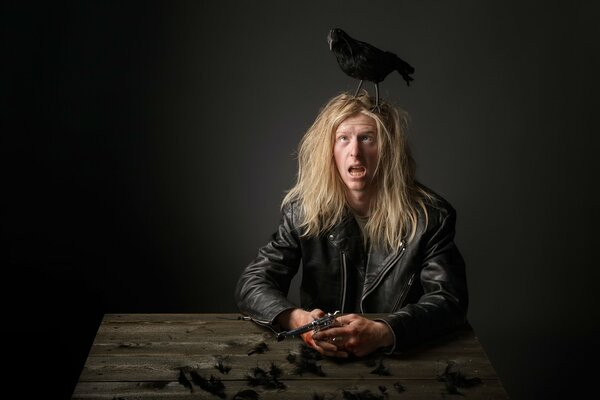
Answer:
[
  {"xmin": 312, "ymin": 338, "xmax": 349, "ymax": 358},
  {"xmin": 310, "ymin": 309, "xmax": 326, "ymax": 319},
  {"xmin": 311, "ymin": 315, "xmax": 385, "ymax": 358},
  {"xmin": 335, "ymin": 313, "xmax": 361, "ymax": 326},
  {"xmin": 312, "ymin": 327, "xmax": 352, "ymax": 358},
  {"xmin": 318, "ymin": 346, "xmax": 349, "ymax": 358},
  {"xmin": 303, "ymin": 309, "xmax": 349, "ymax": 358},
  {"xmin": 312, "ymin": 326, "xmax": 348, "ymax": 342},
  {"xmin": 302, "ymin": 331, "xmax": 348, "ymax": 358}
]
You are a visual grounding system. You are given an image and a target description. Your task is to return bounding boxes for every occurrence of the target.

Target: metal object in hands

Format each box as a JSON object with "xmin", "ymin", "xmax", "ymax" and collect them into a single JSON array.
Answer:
[{"xmin": 276, "ymin": 311, "xmax": 341, "ymax": 342}]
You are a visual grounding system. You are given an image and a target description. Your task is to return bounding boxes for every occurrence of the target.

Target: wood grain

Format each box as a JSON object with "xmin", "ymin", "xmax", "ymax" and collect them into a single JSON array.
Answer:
[{"xmin": 72, "ymin": 314, "xmax": 508, "ymax": 399}]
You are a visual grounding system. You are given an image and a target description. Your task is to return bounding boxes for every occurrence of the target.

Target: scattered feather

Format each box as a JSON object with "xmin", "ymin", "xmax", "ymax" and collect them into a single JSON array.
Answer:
[
  {"xmin": 247, "ymin": 342, "xmax": 269, "ymax": 355},
  {"xmin": 437, "ymin": 361, "xmax": 482, "ymax": 395},
  {"xmin": 378, "ymin": 385, "xmax": 388, "ymax": 397},
  {"xmin": 370, "ymin": 358, "xmax": 391, "ymax": 376},
  {"xmin": 177, "ymin": 368, "xmax": 193, "ymax": 393},
  {"xmin": 269, "ymin": 362, "xmax": 283, "ymax": 379},
  {"xmin": 148, "ymin": 381, "xmax": 169, "ymax": 389},
  {"xmin": 189, "ymin": 370, "xmax": 226, "ymax": 398},
  {"xmin": 286, "ymin": 352, "xmax": 296, "ymax": 363},
  {"xmin": 214, "ymin": 357, "xmax": 232, "ymax": 374},
  {"xmin": 393, "ymin": 381, "xmax": 405, "ymax": 393},
  {"xmin": 313, "ymin": 393, "xmax": 336, "ymax": 400},
  {"xmin": 246, "ymin": 365, "xmax": 286, "ymax": 390},
  {"xmin": 288, "ymin": 343, "xmax": 326, "ymax": 376},
  {"xmin": 342, "ymin": 389, "xmax": 385, "ymax": 400},
  {"xmin": 232, "ymin": 389, "xmax": 261, "ymax": 400}
]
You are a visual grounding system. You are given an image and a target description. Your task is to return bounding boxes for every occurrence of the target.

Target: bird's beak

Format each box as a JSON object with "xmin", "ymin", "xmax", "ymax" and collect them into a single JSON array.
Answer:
[{"xmin": 327, "ymin": 31, "xmax": 333, "ymax": 51}]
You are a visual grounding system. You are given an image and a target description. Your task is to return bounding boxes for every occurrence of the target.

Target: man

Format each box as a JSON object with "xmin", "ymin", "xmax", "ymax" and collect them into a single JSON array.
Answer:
[{"xmin": 235, "ymin": 92, "xmax": 468, "ymax": 358}]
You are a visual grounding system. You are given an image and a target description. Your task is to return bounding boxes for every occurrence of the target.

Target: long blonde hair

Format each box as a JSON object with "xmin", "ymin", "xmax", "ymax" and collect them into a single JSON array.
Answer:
[{"xmin": 283, "ymin": 92, "xmax": 430, "ymax": 250}]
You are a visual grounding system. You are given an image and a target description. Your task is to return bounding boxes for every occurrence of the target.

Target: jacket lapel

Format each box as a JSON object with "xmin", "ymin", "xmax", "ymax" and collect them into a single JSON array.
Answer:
[{"xmin": 363, "ymin": 241, "xmax": 405, "ymax": 292}]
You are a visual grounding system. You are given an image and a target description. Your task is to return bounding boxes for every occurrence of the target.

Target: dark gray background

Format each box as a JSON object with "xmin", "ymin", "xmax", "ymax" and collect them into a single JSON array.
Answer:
[{"xmin": 2, "ymin": 1, "xmax": 598, "ymax": 398}]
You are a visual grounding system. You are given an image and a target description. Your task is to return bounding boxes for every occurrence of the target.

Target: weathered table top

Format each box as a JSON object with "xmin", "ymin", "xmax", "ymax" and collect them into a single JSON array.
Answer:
[{"xmin": 72, "ymin": 314, "xmax": 508, "ymax": 399}]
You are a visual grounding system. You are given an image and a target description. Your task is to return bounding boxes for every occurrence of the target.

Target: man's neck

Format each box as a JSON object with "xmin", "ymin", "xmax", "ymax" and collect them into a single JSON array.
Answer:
[{"xmin": 345, "ymin": 190, "xmax": 374, "ymax": 217}]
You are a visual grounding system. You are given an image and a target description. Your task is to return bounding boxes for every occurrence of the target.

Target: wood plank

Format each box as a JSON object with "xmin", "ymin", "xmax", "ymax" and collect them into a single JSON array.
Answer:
[
  {"xmin": 73, "ymin": 378, "xmax": 508, "ymax": 399},
  {"xmin": 92, "ymin": 319, "xmax": 483, "ymax": 356},
  {"xmin": 100, "ymin": 314, "xmax": 245, "ymax": 324},
  {"xmin": 78, "ymin": 353, "xmax": 497, "ymax": 382},
  {"xmin": 88, "ymin": 340, "xmax": 484, "ymax": 357}
]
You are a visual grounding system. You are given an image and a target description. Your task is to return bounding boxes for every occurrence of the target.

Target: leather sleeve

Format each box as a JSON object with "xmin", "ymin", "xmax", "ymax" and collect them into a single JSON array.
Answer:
[
  {"xmin": 234, "ymin": 203, "xmax": 302, "ymax": 325},
  {"xmin": 380, "ymin": 206, "xmax": 469, "ymax": 352}
]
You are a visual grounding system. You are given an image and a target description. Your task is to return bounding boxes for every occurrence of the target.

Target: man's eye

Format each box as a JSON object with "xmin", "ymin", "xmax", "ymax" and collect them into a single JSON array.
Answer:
[
  {"xmin": 361, "ymin": 136, "xmax": 374, "ymax": 143},
  {"xmin": 337, "ymin": 136, "xmax": 348, "ymax": 142}
]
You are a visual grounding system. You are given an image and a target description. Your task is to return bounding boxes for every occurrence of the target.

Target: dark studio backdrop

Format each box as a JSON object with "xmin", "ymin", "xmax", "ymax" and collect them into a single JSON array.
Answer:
[{"xmin": 2, "ymin": 1, "xmax": 599, "ymax": 398}]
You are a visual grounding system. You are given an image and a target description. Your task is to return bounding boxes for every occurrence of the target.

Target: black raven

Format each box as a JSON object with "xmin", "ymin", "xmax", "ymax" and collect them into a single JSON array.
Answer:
[{"xmin": 327, "ymin": 28, "xmax": 414, "ymax": 109}]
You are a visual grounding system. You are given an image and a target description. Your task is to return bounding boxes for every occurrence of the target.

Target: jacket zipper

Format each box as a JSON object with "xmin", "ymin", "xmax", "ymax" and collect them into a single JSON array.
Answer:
[
  {"xmin": 240, "ymin": 314, "xmax": 272, "ymax": 327},
  {"xmin": 239, "ymin": 315, "xmax": 280, "ymax": 334},
  {"xmin": 340, "ymin": 251, "xmax": 347, "ymax": 312},
  {"xmin": 360, "ymin": 244, "xmax": 406, "ymax": 313},
  {"xmin": 392, "ymin": 271, "xmax": 416, "ymax": 312}
]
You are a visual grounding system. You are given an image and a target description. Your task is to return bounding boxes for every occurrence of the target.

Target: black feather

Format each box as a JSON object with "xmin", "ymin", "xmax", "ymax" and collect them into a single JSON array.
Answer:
[
  {"xmin": 437, "ymin": 361, "xmax": 483, "ymax": 395},
  {"xmin": 313, "ymin": 393, "xmax": 336, "ymax": 400},
  {"xmin": 269, "ymin": 362, "xmax": 283, "ymax": 379},
  {"xmin": 232, "ymin": 389, "xmax": 261, "ymax": 400},
  {"xmin": 378, "ymin": 385, "xmax": 388, "ymax": 396},
  {"xmin": 247, "ymin": 341, "xmax": 269, "ymax": 355},
  {"xmin": 393, "ymin": 381, "xmax": 405, "ymax": 393},
  {"xmin": 288, "ymin": 343, "xmax": 326, "ymax": 376},
  {"xmin": 214, "ymin": 357, "xmax": 232, "ymax": 374},
  {"xmin": 342, "ymin": 389, "xmax": 385, "ymax": 400},
  {"xmin": 286, "ymin": 352, "xmax": 296, "ymax": 363},
  {"xmin": 177, "ymin": 368, "xmax": 193, "ymax": 393},
  {"xmin": 370, "ymin": 358, "xmax": 391, "ymax": 376},
  {"xmin": 189, "ymin": 371, "xmax": 226, "ymax": 398},
  {"xmin": 148, "ymin": 381, "xmax": 169, "ymax": 390},
  {"xmin": 245, "ymin": 365, "xmax": 286, "ymax": 390}
]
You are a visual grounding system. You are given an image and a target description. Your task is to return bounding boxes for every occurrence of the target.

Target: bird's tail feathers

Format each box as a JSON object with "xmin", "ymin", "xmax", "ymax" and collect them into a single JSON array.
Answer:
[{"xmin": 395, "ymin": 58, "xmax": 415, "ymax": 86}]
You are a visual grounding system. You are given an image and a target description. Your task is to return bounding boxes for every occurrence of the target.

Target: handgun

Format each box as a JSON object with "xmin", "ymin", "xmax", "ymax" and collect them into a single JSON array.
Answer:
[{"xmin": 276, "ymin": 311, "xmax": 341, "ymax": 342}]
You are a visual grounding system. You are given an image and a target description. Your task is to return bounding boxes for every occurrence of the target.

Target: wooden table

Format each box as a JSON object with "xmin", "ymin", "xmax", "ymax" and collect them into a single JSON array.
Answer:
[{"xmin": 72, "ymin": 314, "xmax": 508, "ymax": 399}]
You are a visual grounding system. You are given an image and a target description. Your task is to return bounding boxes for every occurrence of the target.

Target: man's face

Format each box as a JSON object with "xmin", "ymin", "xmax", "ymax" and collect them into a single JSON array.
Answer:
[{"xmin": 333, "ymin": 113, "xmax": 379, "ymax": 195}]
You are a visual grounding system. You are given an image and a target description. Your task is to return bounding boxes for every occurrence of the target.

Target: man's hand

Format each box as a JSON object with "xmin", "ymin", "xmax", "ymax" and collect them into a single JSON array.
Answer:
[
  {"xmin": 276, "ymin": 308, "xmax": 349, "ymax": 357},
  {"xmin": 312, "ymin": 313, "xmax": 394, "ymax": 357}
]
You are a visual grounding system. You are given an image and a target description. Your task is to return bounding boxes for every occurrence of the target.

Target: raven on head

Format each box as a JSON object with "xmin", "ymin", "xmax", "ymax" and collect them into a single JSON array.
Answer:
[{"xmin": 327, "ymin": 28, "xmax": 414, "ymax": 109}]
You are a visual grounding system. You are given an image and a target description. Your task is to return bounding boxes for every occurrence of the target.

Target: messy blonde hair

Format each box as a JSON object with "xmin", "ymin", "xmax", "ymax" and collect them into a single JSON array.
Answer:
[{"xmin": 283, "ymin": 92, "xmax": 430, "ymax": 250}]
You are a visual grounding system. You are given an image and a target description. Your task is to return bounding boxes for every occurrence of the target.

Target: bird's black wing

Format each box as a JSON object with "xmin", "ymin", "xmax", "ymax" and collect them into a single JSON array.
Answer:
[{"xmin": 353, "ymin": 39, "xmax": 391, "ymax": 83}]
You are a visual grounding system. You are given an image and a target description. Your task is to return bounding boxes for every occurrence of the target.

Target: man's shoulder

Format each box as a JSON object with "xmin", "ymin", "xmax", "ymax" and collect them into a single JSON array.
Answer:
[
  {"xmin": 280, "ymin": 198, "xmax": 303, "ymax": 226},
  {"xmin": 281, "ymin": 198, "xmax": 298, "ymax": 214},
  {"xmin": 417, "ymin": 183, "xmax": 457, "ymax": 221}
]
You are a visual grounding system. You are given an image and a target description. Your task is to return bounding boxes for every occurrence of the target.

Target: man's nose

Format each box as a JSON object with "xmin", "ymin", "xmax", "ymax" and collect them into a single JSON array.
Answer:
[{"xmin": 349, "ymin": 138, "xmax": 361, "ymax": 157}]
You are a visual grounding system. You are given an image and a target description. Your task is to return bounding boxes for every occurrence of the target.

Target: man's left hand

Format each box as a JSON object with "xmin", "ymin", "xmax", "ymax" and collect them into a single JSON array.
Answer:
[{"xmin": 312, "ymin": 313, "xmax": 394, "ymax": 357}]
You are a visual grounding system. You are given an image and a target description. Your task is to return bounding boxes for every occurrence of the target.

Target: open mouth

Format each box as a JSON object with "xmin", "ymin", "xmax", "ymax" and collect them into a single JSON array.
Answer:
[{"xmin": 348, "ymin": 166, "xmax": 366, "ymax": 177}]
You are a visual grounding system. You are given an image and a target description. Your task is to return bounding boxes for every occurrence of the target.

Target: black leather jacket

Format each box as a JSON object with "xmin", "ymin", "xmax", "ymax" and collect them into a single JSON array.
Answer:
[{"xmin": 235, "ymin": 193, "xmax": 468, "ymax": 353}]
